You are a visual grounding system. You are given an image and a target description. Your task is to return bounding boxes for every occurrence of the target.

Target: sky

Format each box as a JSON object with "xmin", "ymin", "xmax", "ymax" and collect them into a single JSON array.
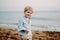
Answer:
[{"xmin": 0, "ymin": 0, "xmax": 60, "ymax": 11}]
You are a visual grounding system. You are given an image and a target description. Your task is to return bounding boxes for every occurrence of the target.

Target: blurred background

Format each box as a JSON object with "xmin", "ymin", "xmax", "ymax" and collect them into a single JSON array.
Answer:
[{"xmin": 0, "ymin": 0, "xmax": 60, "ymax": 31}]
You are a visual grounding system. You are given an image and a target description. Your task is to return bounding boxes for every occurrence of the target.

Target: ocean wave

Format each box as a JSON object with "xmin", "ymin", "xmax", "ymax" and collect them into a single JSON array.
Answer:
[
  {"xmin": 31, "ymin": 17, "xmax": 60, "ymax": 21},
  {"xmin": 0, "ymin": 23, "xmax": 60, "ymax": 32}
]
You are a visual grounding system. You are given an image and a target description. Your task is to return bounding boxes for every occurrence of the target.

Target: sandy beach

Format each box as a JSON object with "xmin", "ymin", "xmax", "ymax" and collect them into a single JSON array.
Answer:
[{"xmin": 0, "ymin": 27, "xmax": 60, "ymax": 40}]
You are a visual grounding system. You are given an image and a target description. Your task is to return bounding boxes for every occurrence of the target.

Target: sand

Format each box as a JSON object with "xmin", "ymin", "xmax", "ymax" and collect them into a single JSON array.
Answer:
[{"xmin": 0, "ymin": 27, "xmax": 60, "ymax": 40}]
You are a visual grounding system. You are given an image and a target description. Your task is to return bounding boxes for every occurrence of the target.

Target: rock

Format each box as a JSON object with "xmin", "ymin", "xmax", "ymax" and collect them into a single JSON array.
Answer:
[{"xmin": 0, "ymin": 28, "xmax": 60, "ymax": 40}]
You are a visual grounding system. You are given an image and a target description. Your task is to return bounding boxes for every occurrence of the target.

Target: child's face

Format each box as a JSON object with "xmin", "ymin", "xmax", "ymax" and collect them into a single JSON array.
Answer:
[{"xmin": 24, "ymin": 11, "xmax": 33, "ymax": 19}]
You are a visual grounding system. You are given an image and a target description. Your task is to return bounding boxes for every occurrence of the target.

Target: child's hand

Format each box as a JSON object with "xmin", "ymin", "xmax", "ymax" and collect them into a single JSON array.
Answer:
[{"xmin": 21, "ymin": 30, "xmax": 29, "ymax": 34}]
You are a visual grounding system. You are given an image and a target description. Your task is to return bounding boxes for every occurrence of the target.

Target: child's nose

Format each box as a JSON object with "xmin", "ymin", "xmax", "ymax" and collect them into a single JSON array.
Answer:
[
  {"xmin": 27, "ymin": 13, "xmax": 30, "ymax": 14},
  {"xmin": 28, "ymin": 14, "xmax": 30, "ymax": 16}
]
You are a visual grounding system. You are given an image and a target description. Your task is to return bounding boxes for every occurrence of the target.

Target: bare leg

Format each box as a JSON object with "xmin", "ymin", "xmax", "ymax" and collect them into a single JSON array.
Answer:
[
  {"xmin": 21, "ymin": 36, "xmax": 28, "ymax": 40},
  {"xmin": 22, "ymin": 36, "xmax": 32, "ymax": 40},
  {"xmin": 29, "ymin": 37, "xmax": 32, "ymax": 40},
  {"xmin": 27, "ymin": 36, "xmax": 32, "ymax": 40}
]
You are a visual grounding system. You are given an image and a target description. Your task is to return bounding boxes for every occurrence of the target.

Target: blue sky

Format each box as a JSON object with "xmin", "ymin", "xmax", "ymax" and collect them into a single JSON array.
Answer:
[{"xmin": 0, "ymin": 0, "xmax": 60, "ymax": 11}]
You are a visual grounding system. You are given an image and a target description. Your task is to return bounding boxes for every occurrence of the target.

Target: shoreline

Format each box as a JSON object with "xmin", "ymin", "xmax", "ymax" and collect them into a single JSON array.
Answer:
[{"xmin": 0, "ymin": 23, "xmax": 60, "ymax": 32}]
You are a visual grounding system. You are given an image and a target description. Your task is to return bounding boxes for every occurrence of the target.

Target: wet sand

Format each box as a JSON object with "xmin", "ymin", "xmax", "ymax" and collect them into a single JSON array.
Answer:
[{"xmin": 0, "ymin": 27, "xmax": 60, "ymax": 40}]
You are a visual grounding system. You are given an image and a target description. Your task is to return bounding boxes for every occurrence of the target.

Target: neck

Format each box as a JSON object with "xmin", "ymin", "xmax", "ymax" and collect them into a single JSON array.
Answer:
[{"xmin": 24, "ymin": 16, "xmax": 30, "ymax": 19}]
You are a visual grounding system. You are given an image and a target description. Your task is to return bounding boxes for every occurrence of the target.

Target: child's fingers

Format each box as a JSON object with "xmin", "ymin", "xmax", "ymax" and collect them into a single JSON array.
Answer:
[
  {"xmin": 21, "ymin": 30, "xmax": 29, "ymax": 34},
  {"xmin": 23, "ymin": 30, "xmax": 29, "ymax": 34}
]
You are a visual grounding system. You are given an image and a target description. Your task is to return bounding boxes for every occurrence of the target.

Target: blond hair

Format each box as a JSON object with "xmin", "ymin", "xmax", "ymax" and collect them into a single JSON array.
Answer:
[{"xmin": 24, "ymin": 6, "xmax": 33, "ymax": 13}]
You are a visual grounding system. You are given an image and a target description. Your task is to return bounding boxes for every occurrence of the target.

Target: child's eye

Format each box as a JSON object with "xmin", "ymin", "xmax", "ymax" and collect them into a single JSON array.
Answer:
[{"xmin": 27, "ymin": 12, "xmax": 29, "ymax": 13}]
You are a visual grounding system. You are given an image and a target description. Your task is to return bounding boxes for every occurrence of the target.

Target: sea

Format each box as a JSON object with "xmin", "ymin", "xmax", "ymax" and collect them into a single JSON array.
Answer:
[{"xmin": 0, "ymin": 11, "xmax": 60, "ymax": 31}]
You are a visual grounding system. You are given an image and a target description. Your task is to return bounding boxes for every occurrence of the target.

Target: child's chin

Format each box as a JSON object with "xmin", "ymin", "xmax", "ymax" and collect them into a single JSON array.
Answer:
[
  {"xmin": 27, "ymin": 16, "xmax": 30, "ymax": 18},
  {"xmin": 28, "ymin": 17, "xmax": 31, "ymax": 18}
]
